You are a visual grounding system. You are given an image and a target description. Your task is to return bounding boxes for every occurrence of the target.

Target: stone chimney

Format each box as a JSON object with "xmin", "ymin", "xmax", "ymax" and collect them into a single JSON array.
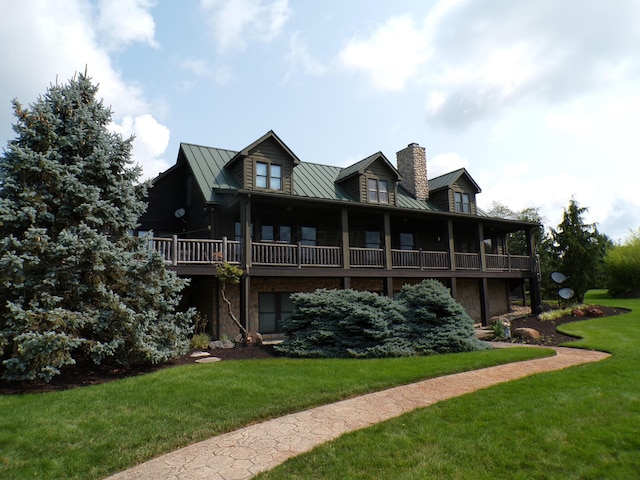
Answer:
[{"xmin": 396, "ymin": 143, "xmax": 428, "ymax": 201}]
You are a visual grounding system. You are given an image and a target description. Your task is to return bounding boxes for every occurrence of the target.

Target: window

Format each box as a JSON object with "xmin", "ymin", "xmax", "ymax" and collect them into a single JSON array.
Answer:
[
  {"xmin": 279, "ymin": 225, "xmax": 291, "ymax": 243},
  {"xmin": 261, "ymin": 225, "xmax": 274, "ymax": 242},
  {"xmin": 454, "ymin": 192, "xmax": 471, "ymax": 213},
  {"xmin": 367, "ymin": 178, "xmax": 389, "ymax": 203},
  {"xmin": 255, "ymin": 161, "xmax": 282, "ymax": 190},
  {"xmin": 366, "ymin": 230, "xmax": 381, "ymax": 249},
  {"xmin": 400, "ymin": 232, "xmax": 414, "ymax": 251},
  {"xmin": 259, "ymin": 293, "xmax": 295, "ymax": 334},
  {"xmin": 301, "ymin": 226, "xmax": 316, "ymax": 246}
]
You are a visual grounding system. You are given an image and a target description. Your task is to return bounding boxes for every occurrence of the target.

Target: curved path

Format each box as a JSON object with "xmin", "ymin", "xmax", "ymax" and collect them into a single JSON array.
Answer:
[{"xmin": 106, "ymin": 345, "xmax": 609, "ymax": 480}]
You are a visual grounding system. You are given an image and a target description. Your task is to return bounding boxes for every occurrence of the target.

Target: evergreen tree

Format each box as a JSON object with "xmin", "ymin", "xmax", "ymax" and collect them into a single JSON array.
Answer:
[
  {"xmin": 487, "ymin": 201, "xmax": 544, "ymax": 255},
  {"xmin": 0, "ymin": 73, "xmax": 194, "ymax": 382},
  {"xmin": 396, "ymin": 280, "xmax": 487, "ymax": 355},
  {"xmin": 546, "ymin": 199, "xmax": 607, "ymax": 303}
]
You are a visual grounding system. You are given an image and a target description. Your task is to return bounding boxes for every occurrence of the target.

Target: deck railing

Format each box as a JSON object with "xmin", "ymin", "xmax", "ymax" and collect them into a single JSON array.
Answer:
[
  {"xmin": 486, "ymin": 254, "xmax": 532, "ymax": 271},
  {"xmin": 150, "ymin": 237, "xmax": 533, "ymax": 273},
  {"xmin": 252, "ymin": 242, "xmax": 342, "ymax": 267},
  {"xmin": 391, "ymin": 249, "xmax": 450, "ymax": 270},
  {"xmin": 350, "ymin": 247, "xmax": 385, "ymax": 268},
  {"xmin": 454, "ymin": 252, "xmax": 481, "ymax": 270}
]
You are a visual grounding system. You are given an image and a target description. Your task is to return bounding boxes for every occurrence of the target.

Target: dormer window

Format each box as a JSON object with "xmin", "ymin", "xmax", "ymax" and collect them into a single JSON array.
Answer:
[
  {"xmin": 256, "ymin": 162, "xmax": 282, "ymax": 190},
  {"xmin": 455, "ymin": 192, "xmax": 471, "ymax": 213},
  {"xmin": 367, "ymin": 178, "xmax": 389, "ymax": 203}
]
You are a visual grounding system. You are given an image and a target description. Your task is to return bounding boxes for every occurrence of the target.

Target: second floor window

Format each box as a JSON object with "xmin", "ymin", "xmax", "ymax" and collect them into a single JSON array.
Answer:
[
  {"xmin": 256, "ymin": 162, "xmax": 282, "ymax": 190},
  {"xmin": 366, "ymin": 230, "xmax": 381, "ymax": 249},
  {"xmin": 367, "ymin": 178, "xmax": 389, "ymax": 203},
  {"xmin": 301, "ymin": 226, "xmax": 316, "ymax": 246},
  {"xmin": 400, "ymin": 232, "xmax": 414, "ymax": 251},
  {"xmin": 455, "ymin": 192, "xmax": 471, "ymax": 213}
]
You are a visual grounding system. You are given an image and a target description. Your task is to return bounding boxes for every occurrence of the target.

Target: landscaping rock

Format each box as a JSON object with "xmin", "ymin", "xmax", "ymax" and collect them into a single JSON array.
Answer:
[
  {"xmin": 195, "ymin": 356, "xmax": 221, "ymax": 363},
  {"xmin": 210, "ymin": 340, "xmax": 235, "ymax": 350},
  {"xmin": 474, "ymin": 329, "xmax": 495, "ymax": 341},
  {"xmin": 248, "ymin": 332, "xmax": 263, "ymax": 346},
  {"xmin": 190, "ymin": 351, "xmax": 211, "ymax": 358},
  {"xmin": 513, "ymin": 327, "xmax": 540, "ymax": 340}
]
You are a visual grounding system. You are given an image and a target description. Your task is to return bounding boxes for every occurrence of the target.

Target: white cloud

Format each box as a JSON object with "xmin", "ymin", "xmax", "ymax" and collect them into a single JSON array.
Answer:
[
  {"xmin": 428, "ymin": 152, "xmax": 468, "ymax": 178},
  {"xmin": 200, "ymin": 0, "xmax": 291, "ymax": 54},
  {"xmin": 0, "ymin": 0, "xmax": 170, "ymax": 181},
  {"xmin": 111, "ymin": 114, "xmax": 171, "ymax": 180},
  {"xmin": 337, "ymin": 0, "xmax": 640, "ymax": 128},
  {"xmin": 339, "ymin": 15, "xmax": 428, "ymax": 91},
  {"xmin": 285, "ymin": 33, "xmax": 327, "ymax": 79},
  {"xmin": 180, "ymin": 58, "xmax": 234, "ymax": 86},
  {"xmin": 97, "ymin": 0, "xmax": 159, "ymax": 50}
]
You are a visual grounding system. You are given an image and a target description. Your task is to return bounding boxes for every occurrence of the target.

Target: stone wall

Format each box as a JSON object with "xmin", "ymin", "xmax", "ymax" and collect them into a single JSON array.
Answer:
[
  {"xmin": 396, "ymin": 143, "xmax": 428, "ymax": 201},
  {"xmin": 208, "ymin": 275, "xmax": 511, "ymax": 337}
]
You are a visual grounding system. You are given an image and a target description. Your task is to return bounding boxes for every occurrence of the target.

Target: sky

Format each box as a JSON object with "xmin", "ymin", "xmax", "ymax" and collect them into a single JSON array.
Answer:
[{"xmin": 1, "ymin": 0, "xmax": 639, "ymax": 242}]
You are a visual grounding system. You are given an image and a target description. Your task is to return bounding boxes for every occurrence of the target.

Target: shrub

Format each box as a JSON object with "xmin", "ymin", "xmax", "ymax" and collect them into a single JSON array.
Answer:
[
  {"xmin": 275, "ymin": 289, "xmax": 409, "ymax": 358},
  {"xmin": 396, "ymin": 280, "xmax": 488, "ymax": 355},
  {"xmin": 605, "ymin": 229, "xmax": 640, "ymax": 297},
  {"xmin": 276, "ymin": 280, "xmax": 487, "ymax": 359}
]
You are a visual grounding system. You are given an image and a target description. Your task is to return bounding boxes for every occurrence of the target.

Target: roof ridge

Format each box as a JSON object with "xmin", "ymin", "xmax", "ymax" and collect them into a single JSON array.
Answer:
[{"xmin": 180, "ymin": 142, "xmax": 239, "ymax": 154}]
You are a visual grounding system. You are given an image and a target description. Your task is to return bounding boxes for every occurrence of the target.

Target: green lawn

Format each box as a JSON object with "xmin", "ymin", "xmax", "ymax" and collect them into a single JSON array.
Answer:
[
  {"xmin": 256, "ymin": 291, "xmax": 640, "ymax": 480},
  {"xmin": 0, "ymin": 343, "xmax": 549, "ymax": 479}
]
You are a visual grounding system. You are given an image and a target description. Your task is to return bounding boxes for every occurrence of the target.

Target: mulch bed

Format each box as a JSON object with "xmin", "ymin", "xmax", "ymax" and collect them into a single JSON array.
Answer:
[
  {"xmin": 0, "ymin": 306, "xmax": 628, "ymax": 395},
  {"xmin": 502, "ymin": 305, "xmax": 628, "ymax": 346}
]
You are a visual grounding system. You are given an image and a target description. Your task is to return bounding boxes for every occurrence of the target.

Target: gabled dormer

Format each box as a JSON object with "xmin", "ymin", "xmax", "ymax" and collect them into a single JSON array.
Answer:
[
  {"xmin": 224, "ymin": 130, "xmax": 300, "ymax": 194},
  {"xmin": 428, "ymin": 168, "xmax": 482, "ymax": 214},
  {"xmin": 335, "ymin": 152, "xmax": 401, "ymax": 206}
]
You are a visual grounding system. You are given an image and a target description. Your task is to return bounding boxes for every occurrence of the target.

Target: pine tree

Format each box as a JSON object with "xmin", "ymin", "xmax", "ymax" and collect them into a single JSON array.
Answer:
[
  {"xmin": 547, "ymin": 199, "xmax": 607, "ymax": 303},
  {"xmin": 0, "ymin": 73, "xmax": 194, "ymax": 381}
]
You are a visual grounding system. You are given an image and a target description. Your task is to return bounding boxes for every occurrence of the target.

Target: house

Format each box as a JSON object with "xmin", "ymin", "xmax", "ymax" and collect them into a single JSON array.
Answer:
[{"xmin": 138, "ymin": 130, "xmax": 542, "ymax": 340}]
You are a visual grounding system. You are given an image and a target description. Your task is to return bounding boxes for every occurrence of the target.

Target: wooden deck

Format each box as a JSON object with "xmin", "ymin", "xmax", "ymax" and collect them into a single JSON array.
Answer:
[{"xmin": 150, "ymin": 236, "xmax": 535, "ymax": 273}]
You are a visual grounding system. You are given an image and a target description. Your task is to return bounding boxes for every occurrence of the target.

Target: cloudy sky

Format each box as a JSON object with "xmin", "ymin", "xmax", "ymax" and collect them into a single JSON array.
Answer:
[{"xmin": 1, "ymin": 0, "xmax": 639, "ymax": 241}]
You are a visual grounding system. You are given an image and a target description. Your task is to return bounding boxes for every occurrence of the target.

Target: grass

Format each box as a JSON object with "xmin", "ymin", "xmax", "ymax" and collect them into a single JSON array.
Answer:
[
  {"xmin": 255, "ymin": 290, "xmax": 640, "ymax": 480},
  {"xmin": 0, "ymin": 346, "xmax": 549, "ymax": 479}
]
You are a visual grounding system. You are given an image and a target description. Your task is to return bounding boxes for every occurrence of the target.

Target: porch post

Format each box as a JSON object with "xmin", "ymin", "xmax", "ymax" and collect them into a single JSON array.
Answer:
[
  {"xmin": 240, "ymin": 274, "xmax": 251, "ymax": 334},
  {"xmin": 241, "ymin": 197, "xmax": 252, "ymax": 270},
  {"xmin": 478, "ymin": 223, "xmax": 487, "ymax": 271},
  {"xmin": 341, "ymin": 208, "xmax": 351, "ymax": 269},
  {"xmin": 526, "ymin": 227, "xmax": 543, "ymax": 314},
  {"xmin": 383, "ymin": 212, "xmax": 392, "ymax": 270},
  {"xmin": 447, "ymin": 220, "xmax": 456, "ymax": 271},
  {"xmin": 384, "ymin": 277, "xmax": 394, "ymax": 298},
  {"xmin": 479, "ymin": 277, "xmax": 490, "ymax": 326}
]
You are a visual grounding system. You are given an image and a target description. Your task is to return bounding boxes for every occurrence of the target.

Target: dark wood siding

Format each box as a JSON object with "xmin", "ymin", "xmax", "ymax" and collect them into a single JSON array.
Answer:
[
  {"xmin": 247, "ymin": 137, "xmax": 294, "ymax": 194},
  {"xmin": 452, "ymin": 177, "xmax": 477, "ymax": 214},
  {"xmin": 429, "ymin": 190, "xmax": 451, "ymax": 212},
  {"xmin": 138, "ymin": 163, "xmax": 200, "ymax": 236},
  {"xmin": 361, "ymin": 160, "xmax": 397, "ymax": 205}
]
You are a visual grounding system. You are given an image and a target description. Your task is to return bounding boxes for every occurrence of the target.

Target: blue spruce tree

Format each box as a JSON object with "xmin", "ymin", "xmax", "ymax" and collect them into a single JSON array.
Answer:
[{"xmin": 0, "ymin": 73, "xmax": 194, "ymax": 381}]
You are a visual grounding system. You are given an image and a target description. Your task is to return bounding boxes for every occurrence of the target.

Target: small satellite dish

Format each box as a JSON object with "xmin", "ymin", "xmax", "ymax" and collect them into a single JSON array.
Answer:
[
  {"xmin": 174, "ymin": 208, "xmax": 186, "ymax": 218},
  {"xmin": 558, "ymin": 287, "xmax": 574, "ymax": 300},
  {"xmin": 551, "ymin": 272, "xmax": 568, "ymax": 284}
]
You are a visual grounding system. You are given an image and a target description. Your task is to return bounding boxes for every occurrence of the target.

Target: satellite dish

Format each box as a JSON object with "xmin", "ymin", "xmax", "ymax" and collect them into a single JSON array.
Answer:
[
  {"xmin": 558, "ymin": 288, "xmax": 574, "ymax": 300},
  {"xmin": 174, "ymin": 208, "xmax": 186, "ymax": 218},
  {"xmin": 551, "ymin": 272, "xmax": 568, "ymax": 284}
]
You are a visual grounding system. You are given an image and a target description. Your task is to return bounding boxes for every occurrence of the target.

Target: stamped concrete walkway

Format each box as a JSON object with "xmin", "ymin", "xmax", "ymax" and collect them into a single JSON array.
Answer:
[{"xmin": 106, "ymin": 345, "xmax": 609, "ymax": 480}]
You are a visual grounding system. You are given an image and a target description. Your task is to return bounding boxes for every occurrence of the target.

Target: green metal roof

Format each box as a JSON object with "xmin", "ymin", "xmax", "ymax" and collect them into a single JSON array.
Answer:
[
  {"xmin": 335, "ymin": 151, "xmax": 400, "ymax": 182},
  {"xmin": 178, "ymin": 142, "xmax": 444, "ymax": 212},
  {"xmin": 428, "ymin": 168, "xmax": 481, "ymax": 193},
  {"xmin": 180, "ymin": 143, "xmax": 240, "ymax": 202}
]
